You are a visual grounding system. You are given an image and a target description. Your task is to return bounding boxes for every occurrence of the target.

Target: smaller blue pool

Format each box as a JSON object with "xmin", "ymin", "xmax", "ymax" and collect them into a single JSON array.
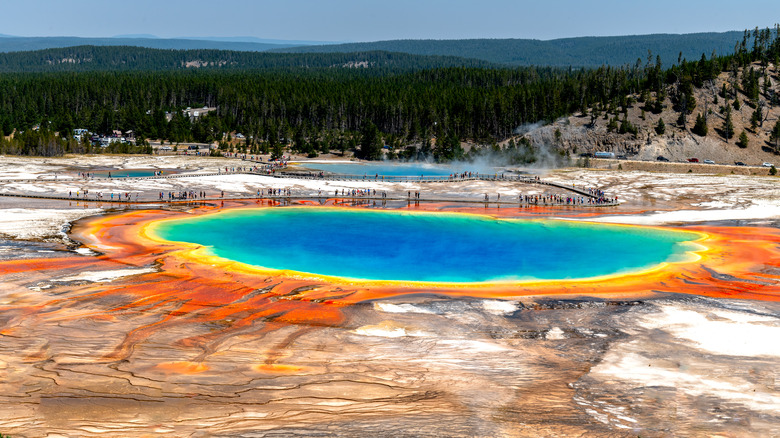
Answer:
[
  {"xmin": 293, "ymin": 161, "xmax": 492, "ymax": 177},
  {"xmin": 89, "ymin": 169, "xmax": 176, "ymax": 178}
]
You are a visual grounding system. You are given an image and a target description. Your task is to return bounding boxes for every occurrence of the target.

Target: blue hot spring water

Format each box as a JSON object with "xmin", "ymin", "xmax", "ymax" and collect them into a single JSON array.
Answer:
[
  {"xmin": 152, "ymin": 208, "xmax": 702, "ymax": 283},
  {"xmin": 91, "ymin": 169, "xmax": 174, "ymax": 178},
  {"xmin": 293, "ymin": 161, "xmax": 480, "ymax": 177}
]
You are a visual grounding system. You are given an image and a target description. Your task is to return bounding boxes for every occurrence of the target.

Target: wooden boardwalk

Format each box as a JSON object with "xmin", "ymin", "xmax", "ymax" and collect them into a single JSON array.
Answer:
[
  {"xmin": 0, "ymin": 192, "xmax": 619, "ymax": 207},
  {"xmin": 0, "ymin": 169, "xmax": 619, "ymax": 207}
]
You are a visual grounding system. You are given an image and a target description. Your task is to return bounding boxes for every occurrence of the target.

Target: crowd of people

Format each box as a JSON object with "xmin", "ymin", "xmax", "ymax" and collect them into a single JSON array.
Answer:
[
  {"xmin": 513, "ymin": 193, "xmax": 617, "ymax": 205},
  {"xmin": 161, "ymin": 190, "xmax": 209, "ymax": 200},
  {"xmin": 65, "ymin": 185, "xmax": 617, "ymax": 205},
  {"xmin": 68, "ymin": 190, "xmax": 139, "ymax": 201},
  {"xmin": 58, "ymin": 162, "xmax": 618, "ymax": 206}
]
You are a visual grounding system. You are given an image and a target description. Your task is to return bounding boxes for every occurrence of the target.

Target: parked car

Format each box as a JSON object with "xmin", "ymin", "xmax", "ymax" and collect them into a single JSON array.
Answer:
[
  {"xmin": 616, "ymin": 154, "xmax": 627, "ymax": 160},
  {"xmin": 763, "ymin": 162, "xmax": 774, "ymax": 167},
  {"xmin": 657, "ymin": 156, "xmax": 670, "ymax": 162},
  {"xmin": 687, "ymin": 158, "xmax": 699, "ymax": 163},
  {"xmin": 735, "ymin": 161, "xmax": 746, "ymax": 166},
  {"xmin": 703, "ymin": 159, "xmax": 715, "ymax": 164}
]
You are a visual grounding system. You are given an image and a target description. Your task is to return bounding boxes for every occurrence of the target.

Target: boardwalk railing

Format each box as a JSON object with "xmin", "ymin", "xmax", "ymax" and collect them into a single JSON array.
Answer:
[
  {"xmin": 272, "ymin": 171, "xmax": 603, "ymax": 198},
  {"xmin": 0, "ymin": 168, "xmax": 617, "ymax": 205},
  {"xmin": 0, "ymin": 191, "xmax": 619, "ymax": 207}
]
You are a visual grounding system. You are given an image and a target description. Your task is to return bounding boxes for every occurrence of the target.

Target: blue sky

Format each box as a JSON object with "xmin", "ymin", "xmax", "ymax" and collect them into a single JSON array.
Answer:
[{"xmin": 1, "ymin": 0, "xmax": 779, "ymax": 42}]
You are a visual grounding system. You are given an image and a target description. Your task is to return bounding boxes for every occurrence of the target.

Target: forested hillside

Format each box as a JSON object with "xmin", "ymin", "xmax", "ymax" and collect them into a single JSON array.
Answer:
[
  {"xmin": 553, "ymin": 27, "xmax": 780, "ymax": 165},
  {"xmin": 274, "ymin": 31, "xmax": 746, "ymax": 67},
  {"xmin": 0, "ymin": 66, "xmax": 613, "ymax": 151},
  {"xmin": 0, "ymin": 46, "xmax": 496, "ymax": 73},
  {"xmin": 2, "ymin": 27, "xmax": 780, "ymax": 163}
]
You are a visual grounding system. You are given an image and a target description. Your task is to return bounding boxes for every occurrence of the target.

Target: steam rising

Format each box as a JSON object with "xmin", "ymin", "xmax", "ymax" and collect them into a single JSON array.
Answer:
[
  {"xmin": 390, "ymin": 120, "xmax": 571, "ymax": 173},
  {"xmin": 457, "ymin": 121, "xmax": 570, "ymax": 172},
  {"xmin": 513, "ymin": 122, "xmax": 545, "ymax": 136}
]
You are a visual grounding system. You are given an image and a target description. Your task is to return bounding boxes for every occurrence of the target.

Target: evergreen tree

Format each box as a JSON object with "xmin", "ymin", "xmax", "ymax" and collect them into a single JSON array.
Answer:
[
  {"xmin": 737, "ymin": 130, "xmax": 749, "ymax": 148},
  {"xmin": 750, "ymin": 105, "xmax": 763, "ymax": 130},
  {"xmin": 741, "ymin": 67, "xmax": 760, "ymax": 102},
  {"xmin": 292, "ymin": 128, "xmax": 306, "ymax": 154},
  {"xmin": 607, "ymin": 117, "xmax": 619, "ymax": 133},
  {"xmin": 619, "ymin": 117, "xmax": 638, "ymax": 135},
  {"xmin": 676, "ymin": 111, "xmax": 687, "ymax": 128},
  {"xmin": 438, "ymin": 131, "xmax": 464, "ymax": 161},
  {"xmin": 338, "ymin": 137, "xmax": 347, "ymax": 156},
  {"xmin": 418, "ymin": 136, "xmax": 432, "ymax": 159},
  {"xmin": 655, "ymin": 89, "xmax": 667, "ymax": 110},
  {"xmin": 271, "ymin": 142, "xmax": 284, "ymax": 160},
  {"xmin": 589, "ymin": 106, "xmax": 600, "ymax": 127},
  {"xmin": 771, "ymin": 119, "xmax": 780, "ymax": 149},
  {"xmin": 692, "ymin": 113, "xmax": 708, "ymax": 136},
  {"xmin": 722, "ymin": 109, "xmax": 735, "ymax": 139},
  {"xmin": 763, "ymin": 73, "xmax": 772, "ymax": 99},
  {"xmin": 358, "ymin": 122, "xmax": 382, "ymax": 160},
  {"xmin": 651, "ymin": 98, "xmax": 664, "ymax": 114},
  {"xmin": 655, "ymin": 118, "xmax": 666, "ymax": 135}
]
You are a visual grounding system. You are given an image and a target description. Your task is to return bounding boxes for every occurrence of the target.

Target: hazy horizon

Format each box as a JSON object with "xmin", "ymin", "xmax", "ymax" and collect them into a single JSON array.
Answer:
[
  {"xmin": 1, "ymin": 0, "xmax": 778, "ymax": 43},
  {"xmin": 0, "ymin": 30, "xmax": 754, "ymax": 45}
]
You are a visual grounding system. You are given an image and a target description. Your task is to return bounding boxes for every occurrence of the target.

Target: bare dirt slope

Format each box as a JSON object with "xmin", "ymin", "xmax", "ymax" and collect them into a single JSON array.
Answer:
[{"xmin": 521, "ymin": 62, "xmax": 780, "ymax": 168}]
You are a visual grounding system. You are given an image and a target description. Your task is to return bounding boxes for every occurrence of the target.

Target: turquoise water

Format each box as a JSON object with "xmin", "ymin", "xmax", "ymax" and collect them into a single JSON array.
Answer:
[
  {"xmin": 294, "ymin": 161, "xmax": 485, "ymax": 177},
  {"xmin": 153, "ymin": 208, "xmax": 702, "ymax": 283},
  {"xmin": 92, "ymin": 169, "xmax": 173, "ymax": 178}
]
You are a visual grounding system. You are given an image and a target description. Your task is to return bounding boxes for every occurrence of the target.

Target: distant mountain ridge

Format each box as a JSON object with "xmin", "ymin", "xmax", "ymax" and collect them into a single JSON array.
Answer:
[
  {"xmin": 0, "ymin": 45, "xmax": 497, "ymax": 73},
  {"xmin": 174, "ymin": 36, "xmax": 341, "ymax": 46},
  {"xmin": 0, "ymin": 31, "xmax": 746, "ymax": 68},
  {"xmin": 0, "ymin": 36, "xmax": 299, "ymax": 53},
  {"xmin": 111, "ymin": 34, "xmax": 159, "ymax": 39},
  {"xmin": 273, "ymin": 32, "xmax": 746, "ymax": 67}
]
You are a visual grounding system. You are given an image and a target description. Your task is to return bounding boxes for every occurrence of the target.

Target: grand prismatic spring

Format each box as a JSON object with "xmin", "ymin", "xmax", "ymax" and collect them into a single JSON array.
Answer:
[
  {"xmin": 0, "ymin": 157, "xmax": 779, "ymax": 436},
  {"xmin": 150, "ymin": 208, "xmax": 704, "ymax": 283}
]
